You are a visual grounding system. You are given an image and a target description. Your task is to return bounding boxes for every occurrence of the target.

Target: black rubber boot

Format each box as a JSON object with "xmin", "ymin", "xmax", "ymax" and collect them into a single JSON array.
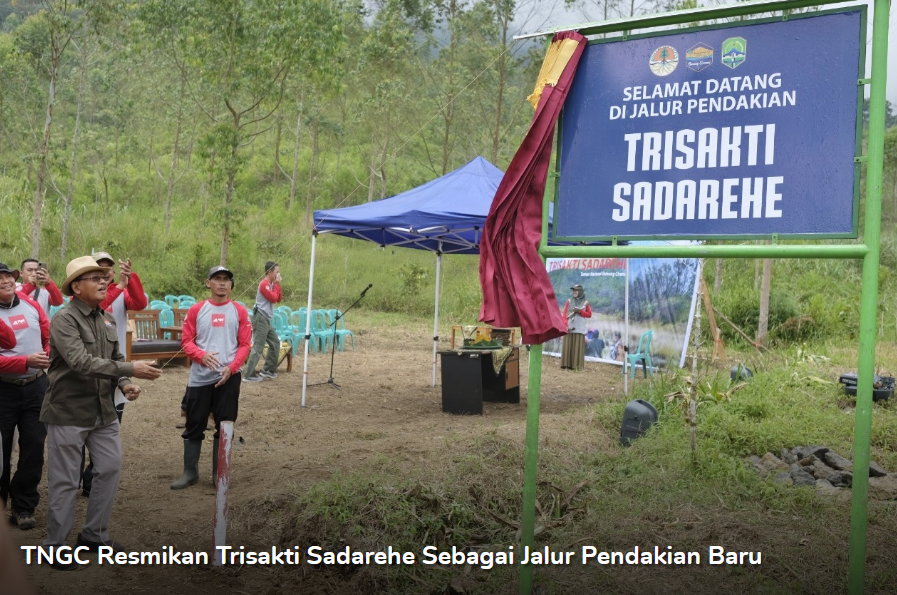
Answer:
[{"xmin": 170, "ymin": 440, "xmax": 202, "ymax": 490}]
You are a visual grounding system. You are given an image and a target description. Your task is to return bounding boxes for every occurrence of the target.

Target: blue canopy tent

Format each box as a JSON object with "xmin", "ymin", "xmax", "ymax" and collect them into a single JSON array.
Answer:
[{"xmin": 300, "ymin": 156, "xmax": 595, "ymax": 404}]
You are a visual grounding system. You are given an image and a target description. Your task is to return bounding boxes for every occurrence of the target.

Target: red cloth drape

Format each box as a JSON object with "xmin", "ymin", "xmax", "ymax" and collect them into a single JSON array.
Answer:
[{"xmin": 479, "ymin": 31, "xmax": 586, "ymax": 345}]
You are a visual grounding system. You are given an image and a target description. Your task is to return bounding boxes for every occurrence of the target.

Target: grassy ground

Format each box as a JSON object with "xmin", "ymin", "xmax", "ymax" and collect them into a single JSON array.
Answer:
[{"xmin": 281, "ymin": 325, "xmax": 897, "ymax": 595}]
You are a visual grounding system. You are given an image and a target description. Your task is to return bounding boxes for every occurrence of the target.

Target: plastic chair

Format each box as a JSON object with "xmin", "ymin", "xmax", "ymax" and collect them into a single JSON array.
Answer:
[
  {"xmin": 626, "ymin": 330, "xmax": 654, "ymax": 379},
  {"xmin": 164, "ymin": 295, "xmax": 179, "ymax": 308},
  {"xmin": 290, "ymin": 309, "xmax": 311, "ymax": 355},
  {"xmin": 150, "ymin": 300, "xmax": 171, "ymax": 310},
  {"xmin": 310, "ymin": 309, "xmax": 335, "ymax": 353},
  {"xmin": 49, "ymin": 305, "xmax": 63, "ymax": 319},
  {"xmin": 159, "ymin": 309, "xmax": 175, "ymax": 338},
  {"xmin": 272, "ymin": 310, "xmax": 299, "ymax": 356},
  {"xmin": 178, "ymin": 295, "xmax": 196, "ymax": 308},
  {"xmin": 328, "ymin": 309, "xmax": 355, "ymax": 351}
]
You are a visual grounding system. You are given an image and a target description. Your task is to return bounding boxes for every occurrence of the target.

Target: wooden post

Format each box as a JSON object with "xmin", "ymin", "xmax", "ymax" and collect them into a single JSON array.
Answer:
[
  {"xmin": 699, "ymin": 277, "xmax": 725, "ymax": 362},
  {"xmin": 213, "ymin": 421, "xmax": 234, "ymax": 566}
]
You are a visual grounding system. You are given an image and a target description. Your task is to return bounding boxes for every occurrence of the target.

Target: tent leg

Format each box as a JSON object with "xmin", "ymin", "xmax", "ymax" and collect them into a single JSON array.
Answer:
[
  {"xmin": 301, "ymin": 233, "xmax": 317, "ymax": 407},
  {"xmin": 432, "ymin": 251, "xmax": 442, "ymax": 387}
]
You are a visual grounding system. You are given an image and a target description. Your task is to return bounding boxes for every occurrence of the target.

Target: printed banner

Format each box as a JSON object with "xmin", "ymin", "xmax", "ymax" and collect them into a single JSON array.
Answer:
[
  {"xmin": 555, "ymin": 10, "xmax": 863, "ymax": 240},
  {"xmin": 544, "ymin": 257, "xmax": 700, "ymax": 368}
]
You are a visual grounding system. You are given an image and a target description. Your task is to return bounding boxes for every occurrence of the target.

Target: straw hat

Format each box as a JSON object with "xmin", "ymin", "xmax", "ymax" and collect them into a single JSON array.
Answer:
[{"xmin": 62, "ymin": 256, "xmax": 112, "ymax": 296}]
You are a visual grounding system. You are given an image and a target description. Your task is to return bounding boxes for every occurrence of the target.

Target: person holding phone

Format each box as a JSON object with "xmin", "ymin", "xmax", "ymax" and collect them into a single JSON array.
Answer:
[
  {"xmin": 242, "ymin": 261, "xmax": 282, "ymax": 382},
  {"xmin": 19, "ymin": 259, "xmax": 64, "ymax": 316}
]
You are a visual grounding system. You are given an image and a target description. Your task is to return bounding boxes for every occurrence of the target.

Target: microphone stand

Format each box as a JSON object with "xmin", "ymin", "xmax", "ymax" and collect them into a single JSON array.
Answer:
[{"xmin": 308, "ymin": 284, "xmax": 371, "ymax": 389}]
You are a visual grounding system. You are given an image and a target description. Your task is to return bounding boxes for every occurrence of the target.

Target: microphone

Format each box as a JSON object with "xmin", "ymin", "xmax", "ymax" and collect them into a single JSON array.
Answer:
[{"xmin": 361, "ymin": 283, "xmax": 373, "ymax": 297}]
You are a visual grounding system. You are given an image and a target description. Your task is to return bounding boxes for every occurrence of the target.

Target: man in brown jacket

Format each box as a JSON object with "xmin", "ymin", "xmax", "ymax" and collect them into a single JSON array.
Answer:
[{"xmin": 39, "ymin": 256, "xmax": 161, "ymax": 570}]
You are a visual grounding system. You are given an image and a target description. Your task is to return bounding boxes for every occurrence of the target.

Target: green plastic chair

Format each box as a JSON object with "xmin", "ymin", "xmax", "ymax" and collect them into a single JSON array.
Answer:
[
  {"xmin": 311, "ymin": 309, "xmax": 335, "ymax": 353},
  {"xmin": 328, "ymin": 309, "xmax": 355, "ymax": 351},
  {"xmin": 626, "ymin": 330, "xmax": 654, "ymax": 379}
]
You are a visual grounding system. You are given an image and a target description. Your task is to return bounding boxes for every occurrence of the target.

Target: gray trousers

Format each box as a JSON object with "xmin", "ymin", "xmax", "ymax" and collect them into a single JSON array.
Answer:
[
  {"xmin": 244, "ymin": 312, "xmax": 280, "ymax": 376},
  {"xmin": 43, "ymin": 420, "xmax": 121, "ymax": 545}
]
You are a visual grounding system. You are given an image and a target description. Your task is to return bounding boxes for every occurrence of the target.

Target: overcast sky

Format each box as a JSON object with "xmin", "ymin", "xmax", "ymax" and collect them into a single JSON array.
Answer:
[{"xmin": 514, "ymin": 0, "xmax": 897, "ymax": 108}]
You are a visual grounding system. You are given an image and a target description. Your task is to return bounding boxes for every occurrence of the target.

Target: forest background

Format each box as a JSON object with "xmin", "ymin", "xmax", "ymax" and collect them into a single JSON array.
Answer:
[{"xmin": 1, "ymin": 0, "xmax": 897, "ymax": 348}]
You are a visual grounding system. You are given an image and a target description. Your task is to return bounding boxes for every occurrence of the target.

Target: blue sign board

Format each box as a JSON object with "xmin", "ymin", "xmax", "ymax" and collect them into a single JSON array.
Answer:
[{"xmin": 556, "ymin": 11, "xmax": 864, "ymax": 240}]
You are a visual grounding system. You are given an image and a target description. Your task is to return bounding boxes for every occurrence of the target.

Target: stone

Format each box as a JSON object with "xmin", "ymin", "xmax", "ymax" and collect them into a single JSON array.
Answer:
[
  {"xmin": 773, "ymin": 471, "xmax": 793, "ymax": 486},
  {"xmin": 827, "ymin": 472, "xmax": 846, "ymax": 487},
  {"xmin": 793, "ymin": 446, "xmax": 829, "ymax": 460},
  {"xmin": 815, "ymin": 479, "xmax": 850, "ymax": 500},
  {"xmin": 810, "ymin": 459, "xmax": 837, "ymax": 480},
  {"xmin": 868, "ymin": 475, "xmax": 897, "ymax": 500},
  {"xmin": 781, "ymin": 448, "xmax": 798, "ymax": 465},
  {"xmin": 823, "ymin": 451, "xmax": 853, "ymax": 472},
  {"xmin": 746, "ymin": 455, "xmax": 767, "ymax": 476},
  {"xmin": 869, "ymin": 461, "xmax": 888, "ymax": 477},
  {"xmin": 798, "ymin": 455, "xmax": 817, "ymax": 467},
  {"xmin": 841, "ymin": 471, "xmax": 853, "ymax": 487},
  {"xmin": 760, "ymin": 452, "xmax": 790, "ymax": 472},
  {"xmin": 790, "ymin": 464, "xmax": 817, "ymax": 487},
  {"xmin": 816, "ymin": 478, "xmax": 843, "ymax": 497}
]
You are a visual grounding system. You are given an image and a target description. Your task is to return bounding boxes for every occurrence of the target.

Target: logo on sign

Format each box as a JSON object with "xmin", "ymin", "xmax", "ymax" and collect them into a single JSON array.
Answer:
[
  {"xmin": 9, "ymin": 315, "xmax": 28, "ymax": 330},
  {"xmin": 722, "ymin": 37, "xmax": 746, "ymax": 69},
  {"xmin": 686, "ymin": 43, "xmax": 713, "ymax": 72},
  {"xmin": 212, "ymin": 314, "xmax": 226, "ymax": 327},
  {"xmin": 648, "ymin": 45, "xmax": 679, "ymax": 76}
]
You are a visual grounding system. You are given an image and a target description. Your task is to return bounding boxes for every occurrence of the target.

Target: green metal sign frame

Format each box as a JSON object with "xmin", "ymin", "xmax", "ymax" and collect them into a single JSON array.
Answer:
[{"xmin": 518, "ymin": 1, "xmax": 890, "ymax": 593}]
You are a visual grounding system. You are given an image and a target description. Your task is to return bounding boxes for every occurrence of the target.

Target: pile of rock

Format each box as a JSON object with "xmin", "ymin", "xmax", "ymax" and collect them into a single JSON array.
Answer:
[{"xmin": 746, "ymin": 445, "xmax": 897, "ymax": 500}]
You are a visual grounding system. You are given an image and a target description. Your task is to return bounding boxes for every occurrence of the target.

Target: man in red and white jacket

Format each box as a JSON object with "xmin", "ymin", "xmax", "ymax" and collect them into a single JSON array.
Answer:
[
  {"xmin": 0, "ymin": 262, "xmax": 50, "ymax": 531},
  {"xmin": 171, "ymin": 266, "xmax": 251, "ymax": 490},
  {"xmin": 18, "ymin": 259, "xmax": 64, "ymax": 316}
]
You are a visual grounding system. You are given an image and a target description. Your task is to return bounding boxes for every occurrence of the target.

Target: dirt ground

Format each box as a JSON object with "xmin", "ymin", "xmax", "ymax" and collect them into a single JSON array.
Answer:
[{"xmin": 9, "ymin": 319, "xmax": 632, "ymax": 594}]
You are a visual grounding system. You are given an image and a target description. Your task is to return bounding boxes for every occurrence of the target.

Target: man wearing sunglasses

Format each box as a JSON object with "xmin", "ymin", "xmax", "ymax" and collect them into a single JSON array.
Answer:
[{"xmin": 39, "ymin": 256, "xmax": 162, "ymax": 569}]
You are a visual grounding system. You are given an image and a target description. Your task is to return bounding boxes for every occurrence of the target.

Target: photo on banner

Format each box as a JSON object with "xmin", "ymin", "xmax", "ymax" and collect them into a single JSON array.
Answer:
[{"xmin": 544, "ymin": 257, "xmax": 700, "ymax": 369}]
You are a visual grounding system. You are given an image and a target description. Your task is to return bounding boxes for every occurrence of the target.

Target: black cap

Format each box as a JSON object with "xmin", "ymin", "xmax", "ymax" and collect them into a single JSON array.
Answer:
[
  {"xmin": 207, "ymin": 265, "xmax": 234, "ymax": 280},
  {"xmin": 0, "ymin": 262, "xmax": 20, "ymax": 280}
]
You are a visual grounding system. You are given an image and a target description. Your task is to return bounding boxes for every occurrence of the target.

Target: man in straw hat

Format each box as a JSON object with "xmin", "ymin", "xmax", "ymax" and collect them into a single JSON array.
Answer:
[
  {"xmin": 0, "ymin": 261, "xmax": 50, "ymax": 532},
  {"xmin": 39, "ymin": 256, "xmax": 162, "ymax": 570},
  {"xmin": 171, "ymin": 265, "xmax": 251, "ymax": 489},
  {"xmin": 79, "ymin": 251, "xmax": 147, "ymax": 498}
]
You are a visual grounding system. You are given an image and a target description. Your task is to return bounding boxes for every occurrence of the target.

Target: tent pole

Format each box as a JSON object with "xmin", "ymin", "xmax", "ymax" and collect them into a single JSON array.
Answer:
[
  {"xmin": 432, "ymin": 248, "xmax": 443, "ymax": 386},
  {"xmin": 301, "ymin": 232, "xmax": 317, "ymax": 407}
]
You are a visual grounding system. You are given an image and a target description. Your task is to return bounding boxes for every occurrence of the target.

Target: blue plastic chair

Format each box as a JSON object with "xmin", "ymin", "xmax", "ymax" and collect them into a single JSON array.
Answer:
[
  {"xmin": 178, "ymin": 295, "xmax": 196, "ymax": 308},
  {"xmin": 626, "ymin": 330, "xmax": 654, "ymax": 378},
  {"xmin": 310, "ymin": 309, "xmax": 335, "ymax": 353},
  {"xmin": 49, "ymin": 305, "xmax": 63, "ymax": 319},
  {"xmin": 328, "ymin": 309, "xmax": 355, "ymax": 351},
  {"xmin": 289, "ymin": 309, "xmax": 312, "ymax": 355},
  {"xmin": 164, "ymin": 295, "xmax": 179, "ymax": 308},
  {"xmin": 150, "ymin": 300, "xmax": 171, "ymax": 310},
  {"xmin": 159, "ymin": 309, "xmax": 175, "ymax": 338}
]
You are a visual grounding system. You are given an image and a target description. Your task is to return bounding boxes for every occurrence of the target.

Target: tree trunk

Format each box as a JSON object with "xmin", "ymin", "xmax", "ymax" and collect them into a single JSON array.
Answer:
[
  {"xmin": 32, "ymin": 43, "xmax": 62, "ymax": 258},
  {"xmin": 491, "ymin": 15, "xmax": 508, "ymax": 164},
  {"xmin": 165, "ymin": 73, "xmax": 187, "ymax": 234},
  {"xmin": 273, "ymin": 110, "xmax": 283, "ymax": 182},
  {"xmin": 288, "ymin": 96, "xmax": 303, "ymax": 210},
  {"xmin": 367, "ymin": 133, "xmax": 377, "ymax": 203},
  {"xmin": 379, "ymin": 112, "xmax": 389, "ymax": 199},
  {"xmin": 62, "ymin": 53, "xmax": 88, "ymax": 259},
  {"xmin": 221, "ymin": 120, "xmax": 240, "ymax": 266},
  {"xmin": 305, "ymin": 118, "xmax": 319, "ymax": 225},
  {"xmin": 757, "ymin": 254, "xmax": 772, "ymax": 347}
]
